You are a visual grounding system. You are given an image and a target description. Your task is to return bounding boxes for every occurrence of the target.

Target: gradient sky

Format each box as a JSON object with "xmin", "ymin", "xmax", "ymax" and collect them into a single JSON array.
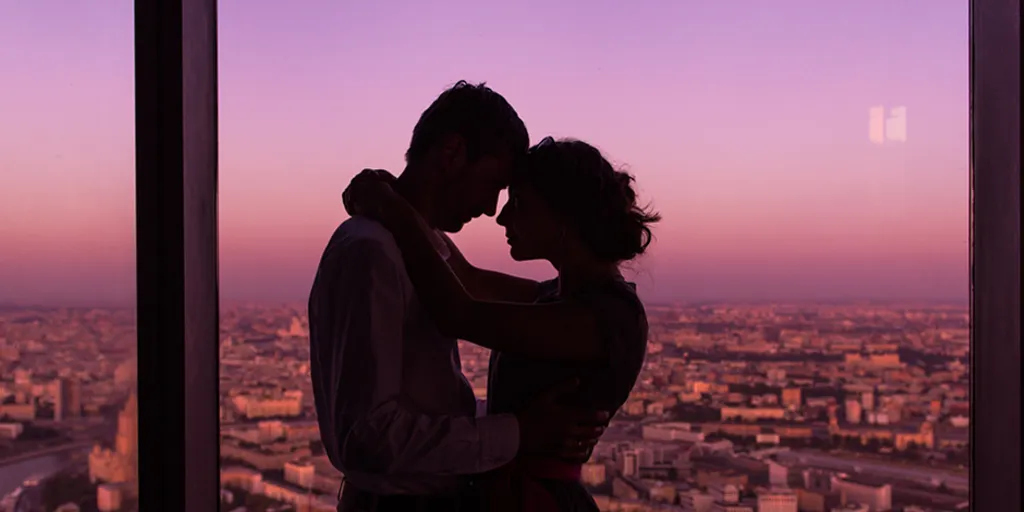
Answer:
[{"xmin": 0, "ymin": 1, "xmax": 969, "ymax": 305}]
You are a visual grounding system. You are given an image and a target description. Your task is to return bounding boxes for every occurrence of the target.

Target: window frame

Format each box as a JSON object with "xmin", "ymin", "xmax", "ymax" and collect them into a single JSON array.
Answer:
[
  {"xmin": 968, "ymin": 0, "xmax": 1021, "ymax": 510},
  {"xmin": 132, "ymin": 0, "xmax": 1019, "ymax": 510},
  {"xmin": 135, "ymin": 0, "xmax": 219, "ymax": 510}
]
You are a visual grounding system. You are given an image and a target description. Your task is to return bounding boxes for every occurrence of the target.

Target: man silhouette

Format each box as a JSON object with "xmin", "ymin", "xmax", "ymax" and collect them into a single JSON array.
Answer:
[{"xmin": 309, "ymin": 81, "xmax": 606, "ymax": 512}]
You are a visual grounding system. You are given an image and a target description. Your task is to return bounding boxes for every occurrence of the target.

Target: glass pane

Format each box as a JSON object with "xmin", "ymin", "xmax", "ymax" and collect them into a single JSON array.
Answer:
[
  {"xmin": 219, "ymin": 2, "xmax": 969, "ymax": 511},
  {"xmin": 0, "ymin": 3, "xmax": 138, "ymax": 511}
]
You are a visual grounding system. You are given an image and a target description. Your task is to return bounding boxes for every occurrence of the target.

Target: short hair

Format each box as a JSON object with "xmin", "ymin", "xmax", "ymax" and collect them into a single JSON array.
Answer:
[{"xmin": 406, "ymin": 81, "xmax": 529, "ymax": 164}]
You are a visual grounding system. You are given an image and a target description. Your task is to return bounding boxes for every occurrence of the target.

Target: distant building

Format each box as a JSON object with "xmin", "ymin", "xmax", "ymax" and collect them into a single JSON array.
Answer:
[
  {"xmin": 845, "ymin": 399, "xmax": 862, "ymax": 424},
  {"xmin": 620, "ymin": 450, "xmax": 639, "ymax": 477},
  {"xmin": 284, "ymin": 459, "xmax": 315, "ymax": 489},
  {"xmin": 89, "ymin": 392, "xmax": 138, "ymax": 494},
  {"xmin": 831, "ymin": 503, "xmax": 870, "ymax": 512},
  {"xmin": 766, "ymin": 460, "xmax": 788, "ymax": 487},
  {"xmin": 781, "ymin": 388, "xmax": 802, "ymax": 409},
  {"xmin": 257, "ymin": 419, "xmax": 286, "ymax": 441},
  {"xmin": 830, "ymin": 477, "xmax": 891, "ymax": 511},
  {"xmin": 96, "ymin": 483, "xmax": 127, "ymax": 512},
  {"xmin": 54, "ymin": 377, "xmax": 81, "ymax": 421},
  {"xmin": 234, "ymin": 393, "xmax": 302, "ymax": 419},
  {"xmin": 277, "ymin": 317, "xmax": 308, "ymax": 338},
  {"xmin": 867, "ymin": 353, "xmax": 901, "ymax": 368},
  {"xmin": 0, "ymin": 402, "xmax": 35, "ymax": 421},
  {"xmin": 220, "ymin": 466, "xmax": 263, "ymax": 493},
  {"xmin": 720, "ymin": 407, "xmax": 785, "ymax": 422},
  {"xmin": 580, "ymin": 462, "xmax": 607, "ymax": 486},
  {"xmin": 756, "ymin": 487, "xmax": 798, "ymax": 512},
  {"xmin": 642, "ymin": 422, "xmax": 705, "ymax": 443},
  {"xmin": 798, "ymin": 488, "xmax": 843, "ymax": 512},
  {"xmin": 680, "ymin": 489, "xmax": 716, "ymax": 512},
  {"xmin": 893, "ymin": 421, "xmax": 935, "ymax": 451},
  {"xmin": 860, "ymin": 391, "xmax": 874, "ymax": 412},
  {"xmin": 0, "ymin": 422, "xmax": 23, "ymax": 439},
  {"xmin": 708, "ymin": 483, "xmax": 739, "ymax": 504},
  {"xmin": 261, "ymin": 478, "xmax": 316, "ymax": 510}
]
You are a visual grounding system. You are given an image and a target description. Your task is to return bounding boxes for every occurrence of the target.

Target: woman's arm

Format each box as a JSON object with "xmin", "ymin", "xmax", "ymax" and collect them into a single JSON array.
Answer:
[
  {"xmin": 451, "ymin": 300, "xmax": 605, "ymax": 360},
  {"xmin": 438, "ymin": 234, "xmax": 541, "ymax": 303},
  {"xmin": 342, "ymin": 168, "xmax": 538, "ymax": 302},
  {"xmin": 377, "ymin": 197, "xmax": 604, "ymax": 361}
]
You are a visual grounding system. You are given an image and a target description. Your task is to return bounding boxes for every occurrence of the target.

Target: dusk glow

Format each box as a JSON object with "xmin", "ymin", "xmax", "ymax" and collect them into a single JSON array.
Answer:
[{"xmin": 0, "ymin": 1, "xmax": 969, "ymax": 305}]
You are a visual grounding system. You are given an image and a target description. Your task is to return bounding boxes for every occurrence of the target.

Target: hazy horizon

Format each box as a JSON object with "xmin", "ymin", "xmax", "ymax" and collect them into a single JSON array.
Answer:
[
  {"xmin": 0, "ymin": 295, "xmax": 970, "ymax": 310},
  {"xmin": 1, "ymin": 1, "xmax": 970, "ymax": 305}
]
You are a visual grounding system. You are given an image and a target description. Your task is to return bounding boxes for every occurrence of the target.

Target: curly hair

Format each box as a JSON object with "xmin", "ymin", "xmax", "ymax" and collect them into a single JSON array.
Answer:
[{"xmin": 516, "ymin": 137, "xmax": 660, "ymax": 263}]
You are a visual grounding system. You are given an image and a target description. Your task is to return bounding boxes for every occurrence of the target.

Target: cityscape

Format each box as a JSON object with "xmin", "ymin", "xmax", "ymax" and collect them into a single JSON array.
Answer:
[
  {"xmin": 1, "ymin": 300, "xmax": 970, "ymax": 511},
  {"xmin": 1, "ymin": 2, "xmax": 974, "ymax": 512}
]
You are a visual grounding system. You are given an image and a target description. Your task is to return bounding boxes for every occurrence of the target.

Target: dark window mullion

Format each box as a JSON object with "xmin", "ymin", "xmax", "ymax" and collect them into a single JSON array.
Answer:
[
  {"xmin": 135, "ymin": 0, "xmax": 219, "ymax": 510},
  {"xmin": 969, "ymin": 0, "xmax": 1021, "ymax": 510}
]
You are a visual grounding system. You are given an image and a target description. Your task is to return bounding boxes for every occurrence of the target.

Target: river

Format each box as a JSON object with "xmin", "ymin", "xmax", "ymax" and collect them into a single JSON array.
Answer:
[{"xmin": 0, "ymin": 453, "xmax": 75, "ymax": 499}]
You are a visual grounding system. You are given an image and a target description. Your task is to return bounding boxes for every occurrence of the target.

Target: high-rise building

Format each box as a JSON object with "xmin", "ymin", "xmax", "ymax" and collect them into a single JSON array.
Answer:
[
  {"xmin": 55, "ymin": 378, "xmax": 82, "ymax": 422},
  {"xmin": 53, "ymin": 379, "xmax": 64, "ymax": 422},
  {"xmin": 88, "ymin": 392, "xmax": 138, "ymax": 494}
]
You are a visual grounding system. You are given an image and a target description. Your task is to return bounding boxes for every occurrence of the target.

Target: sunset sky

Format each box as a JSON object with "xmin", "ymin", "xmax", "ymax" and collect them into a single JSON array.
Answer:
[{"xmin": 0, "ymin": 1, "xmax": 969, "ymax": 305}]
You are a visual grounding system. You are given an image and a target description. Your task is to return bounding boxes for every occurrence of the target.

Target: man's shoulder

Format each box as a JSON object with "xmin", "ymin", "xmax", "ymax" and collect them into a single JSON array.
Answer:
[
  {"xmin": 312, "ymin": 217, "xmax": 407, "ymax": 295},
  {"xmin": 328, "ymin": 217, "xmax": 401, "ymax": 255}
]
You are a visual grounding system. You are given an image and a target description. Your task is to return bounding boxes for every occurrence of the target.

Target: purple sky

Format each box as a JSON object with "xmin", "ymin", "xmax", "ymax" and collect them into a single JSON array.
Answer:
[{"xmin": 0, "ymin": 1, "xmax": 969, "ymax": 305}]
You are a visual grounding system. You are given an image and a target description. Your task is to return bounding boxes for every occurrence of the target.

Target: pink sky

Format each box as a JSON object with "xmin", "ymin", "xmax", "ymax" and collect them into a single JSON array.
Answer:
[{"xmin": 0, "ymin": 1, "xmax": 968, "ymax": 305}]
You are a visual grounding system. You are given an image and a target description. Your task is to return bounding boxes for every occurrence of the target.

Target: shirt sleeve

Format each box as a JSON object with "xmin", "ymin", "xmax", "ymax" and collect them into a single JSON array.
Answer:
[{"xmin": 320, "ymin": 237, "xmax": 519, "ymax": 477}]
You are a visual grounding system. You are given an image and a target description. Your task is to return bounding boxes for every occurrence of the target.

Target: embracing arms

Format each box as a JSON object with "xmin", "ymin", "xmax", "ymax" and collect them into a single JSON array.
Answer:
[
  {"xmin": 353, "ymin": 184, "xmax": 606, "ymax": 361},
  {"xmin": 310, "ymin": 231, "xmax": 608, "ymax": 476},
  {"xmin": 438, "ymin": 234, "xmax": 541, "ymax": 303}
]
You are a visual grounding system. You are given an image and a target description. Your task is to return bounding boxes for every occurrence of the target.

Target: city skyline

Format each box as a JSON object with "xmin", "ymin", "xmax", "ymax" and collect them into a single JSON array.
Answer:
[
  {"xmin": 1, "ymin": 1, "xmax": 969, "ymax": 305},
  {"xmin": 0, "ymin": 300, "xmax": 972, "ymax": 510}
]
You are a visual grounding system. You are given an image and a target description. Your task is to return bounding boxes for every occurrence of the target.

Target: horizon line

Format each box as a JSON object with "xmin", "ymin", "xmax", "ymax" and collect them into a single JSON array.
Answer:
[{"xmin": 0, "ymin": 297, "xmax": 970, "ymax": 310}]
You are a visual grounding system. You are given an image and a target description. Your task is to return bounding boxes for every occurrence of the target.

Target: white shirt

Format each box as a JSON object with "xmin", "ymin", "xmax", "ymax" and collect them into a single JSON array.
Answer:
[{"xmin": 308, "ymin": 217, "xmax": 519, "ymax": 495}]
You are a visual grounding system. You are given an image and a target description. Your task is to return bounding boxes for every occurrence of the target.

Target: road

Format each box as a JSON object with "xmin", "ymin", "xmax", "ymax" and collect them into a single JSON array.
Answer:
[
  {"xmin": 775, "ymin": 450, "xmax": 969, "ymax": 489},
  {"xmin": 0, "ymin": 447, "xmax": 87, "ymax": 500},
  {"xmin": 0, "ymin": 441, "xmax": 93, "ymax": 469}
]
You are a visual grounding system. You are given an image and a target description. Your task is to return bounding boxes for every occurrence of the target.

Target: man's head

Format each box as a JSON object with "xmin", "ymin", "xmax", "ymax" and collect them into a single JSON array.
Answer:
[{"xmin": 403, "ymin": 81, "xmax": 529, "ymax": 233}]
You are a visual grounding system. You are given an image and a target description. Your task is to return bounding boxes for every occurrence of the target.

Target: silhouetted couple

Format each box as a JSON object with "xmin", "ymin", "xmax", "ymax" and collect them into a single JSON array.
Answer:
[{"xmin": 309, "ymin": 81, "xmax": 659, "ymax": 512}]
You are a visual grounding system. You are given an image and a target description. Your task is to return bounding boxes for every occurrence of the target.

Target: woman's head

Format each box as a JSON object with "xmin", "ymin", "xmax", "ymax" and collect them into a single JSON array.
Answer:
[{"xmin": 496, "ymin": 137, "xmax": 660, "ymax": 265}]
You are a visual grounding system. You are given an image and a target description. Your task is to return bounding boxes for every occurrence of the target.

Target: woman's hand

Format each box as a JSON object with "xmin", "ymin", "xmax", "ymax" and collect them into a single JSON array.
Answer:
[{"xmin": 342, "ymin": 168, "xmax": 400, "ymax": 221}]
